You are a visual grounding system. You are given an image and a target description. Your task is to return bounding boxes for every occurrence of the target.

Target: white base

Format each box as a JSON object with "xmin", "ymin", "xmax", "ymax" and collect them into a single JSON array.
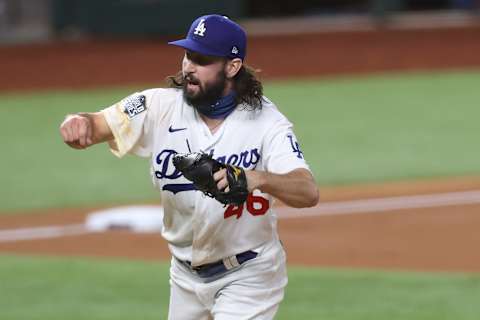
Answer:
[{"xmin": 85, "ymin": 206, "xmax": 164, "ymax": 233}]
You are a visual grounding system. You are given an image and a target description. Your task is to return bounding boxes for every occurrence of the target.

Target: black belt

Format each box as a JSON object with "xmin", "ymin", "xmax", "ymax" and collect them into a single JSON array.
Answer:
[{"xmin": 179, "ymin": 250, "xmax": 258, "ymax": 278}]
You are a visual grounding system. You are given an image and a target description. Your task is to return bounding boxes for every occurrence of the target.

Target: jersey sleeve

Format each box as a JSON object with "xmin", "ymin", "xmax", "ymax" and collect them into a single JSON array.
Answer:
[
  {"xmin": 101, "ymin": 89, "xmax": 167, "ymax": 158},
  {"xmin": 262, "ymin": 117, "xmax": 311, "ymax": 174}
]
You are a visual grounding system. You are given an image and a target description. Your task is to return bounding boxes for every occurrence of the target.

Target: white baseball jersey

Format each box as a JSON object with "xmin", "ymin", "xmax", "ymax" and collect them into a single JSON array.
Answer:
[{"xmin": 102, "ymin": 88, "xmax": 310, "ymax": 266}]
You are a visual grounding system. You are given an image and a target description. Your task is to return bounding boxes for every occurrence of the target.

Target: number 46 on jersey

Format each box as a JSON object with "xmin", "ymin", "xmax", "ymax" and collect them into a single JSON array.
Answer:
[{"xmin": 224, "ymin": 193, "xmax": 269, "ymax": 219}]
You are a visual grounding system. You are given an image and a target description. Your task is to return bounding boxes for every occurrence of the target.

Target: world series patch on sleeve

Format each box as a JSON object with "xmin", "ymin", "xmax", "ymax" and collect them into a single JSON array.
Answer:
[{"xmin": 123, "ymin": 94, "xmax": 146, "ymax": 119}]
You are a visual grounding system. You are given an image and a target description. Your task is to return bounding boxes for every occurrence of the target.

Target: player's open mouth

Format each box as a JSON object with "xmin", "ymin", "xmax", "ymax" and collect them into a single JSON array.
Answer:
[{"xmin": 186, "ymin": 80, "xmax": 200, "ymax": 92}]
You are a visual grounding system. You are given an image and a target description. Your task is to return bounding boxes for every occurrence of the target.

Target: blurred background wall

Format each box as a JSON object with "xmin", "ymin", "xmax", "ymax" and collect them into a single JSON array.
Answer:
[{"xmin": 1, "ymin": 0, "xmax": 479, "ymax": 44}]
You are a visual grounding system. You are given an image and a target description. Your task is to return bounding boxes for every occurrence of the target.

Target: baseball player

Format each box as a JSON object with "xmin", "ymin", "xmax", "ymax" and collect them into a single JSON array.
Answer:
[{"xmin": 59, "ymin": 14, "xmax": 319, "ymax": 320}]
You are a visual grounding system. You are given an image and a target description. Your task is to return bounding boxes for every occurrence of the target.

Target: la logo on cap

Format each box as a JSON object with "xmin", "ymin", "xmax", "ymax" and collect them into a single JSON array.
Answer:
[{"xmin": 194, "ymin": 19, "xmax": 206, "ymax": 37}]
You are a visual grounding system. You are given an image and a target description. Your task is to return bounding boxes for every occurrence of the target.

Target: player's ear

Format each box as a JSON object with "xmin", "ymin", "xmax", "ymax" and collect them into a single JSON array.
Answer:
[{"xmin": 225, "ymin": 58, "xmax": 242, "ymax": 79}]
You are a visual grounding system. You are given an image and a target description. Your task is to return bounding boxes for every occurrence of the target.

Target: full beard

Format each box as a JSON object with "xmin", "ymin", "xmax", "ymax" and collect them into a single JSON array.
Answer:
[{"xmin": 182, "ymin": 72, "xmax": 227, "ymax": 111}]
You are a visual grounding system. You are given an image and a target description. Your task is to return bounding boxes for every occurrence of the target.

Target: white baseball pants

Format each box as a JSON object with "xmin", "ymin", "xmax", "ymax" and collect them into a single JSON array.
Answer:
[{"xmin": 167, "ymin": 239, "xmax": 288, "ymax": 320}]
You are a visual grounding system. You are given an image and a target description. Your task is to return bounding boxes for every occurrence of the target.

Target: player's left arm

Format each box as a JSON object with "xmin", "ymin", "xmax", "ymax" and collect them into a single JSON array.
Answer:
[
  {"xmin": 215, "ymin": 168, "xmax": 319, "ymax": 208},
  {"xmin": 246, "ymin": 168, "xmax": 319, "ymax": 208}
]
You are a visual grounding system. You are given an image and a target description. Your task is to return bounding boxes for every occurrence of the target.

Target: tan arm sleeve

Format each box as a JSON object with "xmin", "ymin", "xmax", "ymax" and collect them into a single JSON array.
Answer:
[{"xmin": 101, "ymin": 94, "xmax": 150, "ymax": 158}]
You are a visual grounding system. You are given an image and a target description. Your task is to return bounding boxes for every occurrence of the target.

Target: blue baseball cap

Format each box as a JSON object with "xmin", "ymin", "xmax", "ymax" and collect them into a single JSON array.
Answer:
[{"xmin": 168, "ymin": 14, "xmax": 247, "ymax": 60}]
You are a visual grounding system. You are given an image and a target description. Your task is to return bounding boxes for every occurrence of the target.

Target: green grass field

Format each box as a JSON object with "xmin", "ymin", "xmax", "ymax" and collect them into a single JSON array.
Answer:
[
  {"xmin": 1, "ymin": 255, "xmax": 479, "ymax": 320},
  {"xmin": 1, "ymin": 70, "xmax": 479, "ymax": 212}
]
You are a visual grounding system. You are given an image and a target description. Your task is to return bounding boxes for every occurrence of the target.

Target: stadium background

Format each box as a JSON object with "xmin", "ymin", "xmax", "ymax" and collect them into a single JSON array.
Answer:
[{"xmin": 1, "ymin": 1, "xmax": 480, "ymax": 319}]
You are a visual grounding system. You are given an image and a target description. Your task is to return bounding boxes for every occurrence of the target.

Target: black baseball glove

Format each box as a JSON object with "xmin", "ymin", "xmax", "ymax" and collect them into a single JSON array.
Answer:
[{"xmin": 172, "ymin": 152, "xmax": 249, "ymax": 206}]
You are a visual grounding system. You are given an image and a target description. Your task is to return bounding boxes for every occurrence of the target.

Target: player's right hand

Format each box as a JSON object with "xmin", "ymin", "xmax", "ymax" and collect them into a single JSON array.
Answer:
[{"xmin": 59, "ymin": 114, "xmax": 93, "ymax": 149}]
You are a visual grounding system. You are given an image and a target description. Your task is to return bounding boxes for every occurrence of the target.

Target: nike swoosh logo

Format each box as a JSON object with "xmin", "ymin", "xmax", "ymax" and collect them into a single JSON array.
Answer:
[{"xmin": 168, "ymin": 125, "xmax": 187, "ymax": 133}]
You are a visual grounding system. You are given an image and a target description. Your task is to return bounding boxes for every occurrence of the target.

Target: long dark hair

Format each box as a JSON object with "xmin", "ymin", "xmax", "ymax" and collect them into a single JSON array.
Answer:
[{"xmin": 166, "ymin": 64, "xmax": 264, "ymax": 110}]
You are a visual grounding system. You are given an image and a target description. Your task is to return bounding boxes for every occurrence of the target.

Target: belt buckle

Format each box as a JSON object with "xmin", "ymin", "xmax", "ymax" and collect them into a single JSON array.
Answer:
[
  {"xmin": 222, "ymin": 255, "xmax": 240, "ymax": 270},
  {"xmin": 185, "ymin": 251, "xmax": 258, "ymax": 279}
]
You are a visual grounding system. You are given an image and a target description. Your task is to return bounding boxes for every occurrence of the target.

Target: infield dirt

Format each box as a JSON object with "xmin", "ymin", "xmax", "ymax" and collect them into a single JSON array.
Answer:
[{"xmin": 1, "ymin": 177, "xmax": 480, "ymax": 273}]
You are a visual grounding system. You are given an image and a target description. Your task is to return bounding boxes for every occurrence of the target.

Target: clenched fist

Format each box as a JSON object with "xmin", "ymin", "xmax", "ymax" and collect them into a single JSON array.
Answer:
[{"xmin": 59, "ymin": 113, "xmax": 93, "ymax": 149}]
